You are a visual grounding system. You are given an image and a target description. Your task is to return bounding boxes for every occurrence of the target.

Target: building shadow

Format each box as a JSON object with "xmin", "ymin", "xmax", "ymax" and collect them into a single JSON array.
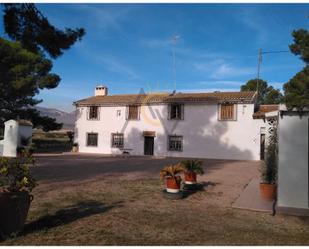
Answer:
[{"xmin": 20, "ymin": 200, "xmax": 123, "ymax": 236}]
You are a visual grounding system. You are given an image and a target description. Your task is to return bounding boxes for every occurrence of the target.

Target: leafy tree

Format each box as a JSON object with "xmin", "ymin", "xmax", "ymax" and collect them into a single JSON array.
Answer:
[
  {"xmin": 3, "ymin": 3, "xmax": 85, "ymax": 58},
  {"xmin": 289, "ymin": 29, "xmax": 309, "ymax": 64},
  {"xmin": 0, "ymin": 38, "xmax": 61, "ymax": 125},
  {"xmin": 283, "ymin": 25, "xmax": 309, "ymax": 110},
  {"xmin": 283, "ymin": 65, "xmax": 309, "ymax": 110},
  {"xmin": 240, "ymin": 79, "xmax": 283, "ymax": 104},
  {"xmin": 0, "ymin": 3, "xmax": 85, "ymax": 130}
]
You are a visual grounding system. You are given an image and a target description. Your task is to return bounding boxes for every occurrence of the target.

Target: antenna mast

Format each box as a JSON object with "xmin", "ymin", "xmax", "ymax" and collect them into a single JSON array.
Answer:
[
  {"xmin": 172, "ymin": 34, "xmax": 179, "ymax": 92},
  {"xmin": 256, "ymin": 48, "xmax": 262, "ymax": 97}
]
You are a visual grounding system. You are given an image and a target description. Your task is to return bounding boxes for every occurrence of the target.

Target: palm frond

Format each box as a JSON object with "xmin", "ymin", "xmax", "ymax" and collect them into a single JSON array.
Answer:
[
  {"xmin": 160, "ymin": 164, "xmax": 184, "ymax": 179},
  {"xmin": 180, "ymin": 159, "xmax": 204, "ymax": 175}
]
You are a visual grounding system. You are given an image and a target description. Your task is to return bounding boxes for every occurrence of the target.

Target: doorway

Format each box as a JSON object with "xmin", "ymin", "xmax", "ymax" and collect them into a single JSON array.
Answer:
[
  {"xmin": 260, "ymin": 134, "xmax": 265, "ymax": 160},
  {"xmin": 144, "ymin": 136, "xmax": 154, "ymax": 155}
]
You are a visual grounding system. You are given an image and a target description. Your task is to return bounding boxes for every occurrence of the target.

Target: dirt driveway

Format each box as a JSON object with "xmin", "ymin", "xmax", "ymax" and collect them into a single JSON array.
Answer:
[{"xmin": 33, "ymin": 154, "xmax": 259, "ymax": 207}]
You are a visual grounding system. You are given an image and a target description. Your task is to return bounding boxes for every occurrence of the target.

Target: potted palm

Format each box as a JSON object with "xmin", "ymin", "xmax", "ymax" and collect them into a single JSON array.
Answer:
[
  {"xmin": 160, "ymin": 164, "xmax": 184, "ymax": 193},
  {"xmin": 180, "ymin": 159, "xmax": 204, "ymax": 184},
  {"xmin": 260, "ymin": 129, "xmax": 278, "ymax": 201},
  {"xmin": 0, "ymin": 151, "xmax": 37, "ymax": 238}
]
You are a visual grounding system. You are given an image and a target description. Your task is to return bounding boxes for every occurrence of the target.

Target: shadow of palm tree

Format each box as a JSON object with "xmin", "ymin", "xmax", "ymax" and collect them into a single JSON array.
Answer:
[{"xmin": 21, "ymin": 200, "xmax": 123, "ymax": 235}]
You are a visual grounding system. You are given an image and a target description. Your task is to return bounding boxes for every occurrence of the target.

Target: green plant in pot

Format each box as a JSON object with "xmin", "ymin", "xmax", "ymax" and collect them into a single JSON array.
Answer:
[
  {"xmin": 260, "ymin": 129, "xmax": 278, "ymax": 201},
  {"xmin": 180, "ymin": 159, "xmax": 204, "ymax": 185},
  {"xmin": 160, "ymin": 164, "xmax": 184, "ymax": 193},
  {"xmin": 0, "ymin": 151, "xmax": 37, "ymax": 238}
]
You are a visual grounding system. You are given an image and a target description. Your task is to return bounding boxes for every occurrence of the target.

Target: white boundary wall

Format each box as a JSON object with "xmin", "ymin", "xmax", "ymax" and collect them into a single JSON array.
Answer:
[{"xmin": 278, "ymin": 108, "xmax": 309, "ymax": 210}]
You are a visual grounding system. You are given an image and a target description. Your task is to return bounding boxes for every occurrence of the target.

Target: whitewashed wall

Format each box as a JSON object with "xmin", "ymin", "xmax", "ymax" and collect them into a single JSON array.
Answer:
[
  {"xmin": 278, "ymin": 111, "xmax": 309, "ymax": 210},
  {"xmin": 0, "ymin": 120, "xmax": 33, "ymax": 157},
  {"xmin": 2, "ymin": 120, "xmax": 19, "ymax": 157},
  {"xmin": 75, "ymin": 103, "xmax": 265, "ymax": 160}
]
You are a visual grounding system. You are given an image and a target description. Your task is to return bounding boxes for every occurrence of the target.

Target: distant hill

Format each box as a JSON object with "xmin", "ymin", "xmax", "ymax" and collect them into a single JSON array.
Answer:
[{"xmin": 36, "ymin": 106, "xmax": 75, "ymax": 130}]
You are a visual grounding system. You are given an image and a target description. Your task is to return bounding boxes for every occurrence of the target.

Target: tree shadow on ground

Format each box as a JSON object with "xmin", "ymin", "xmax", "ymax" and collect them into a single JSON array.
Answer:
[{"xmin": 21, "ymin": 200, "xmax": 123, "ymax": 236}]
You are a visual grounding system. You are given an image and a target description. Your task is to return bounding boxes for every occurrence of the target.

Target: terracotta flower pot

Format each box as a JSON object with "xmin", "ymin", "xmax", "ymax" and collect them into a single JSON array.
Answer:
[
  {"xmin": 166, "ymin": 176, "xmax": 181, "ymax": 193},
  {"xmin": 0, "ymin": 191, "xmax": 33, "ymax": 237},
  {"xmin": 260, "ymin": 183, "xmax": 277, "ymax": 201},
  {"xmin": 184, "ymin": 172, "xmax": 197, "ymax": 184}
]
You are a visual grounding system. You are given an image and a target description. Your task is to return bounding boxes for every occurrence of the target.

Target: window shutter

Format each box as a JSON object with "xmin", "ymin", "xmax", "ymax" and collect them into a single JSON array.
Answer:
[
  {"xmin": 167, "ymin": 105, "xmax": 171, "ymax": 120},
  {"xmin": 181, "ymin": 104, "xmax": 184, "ymax": 120},
  {"xmin": 125, "ymin": 106, "xmax": 129, "ymax": 120},
  {"xmin": 233, "ymin": 104, "xmax": 237, "ymax": 120},
  {"xmin": 97, "ymin": 107, "xmax": 100, "ymax": 120},
  {"xmin": 86, "ymin": 107, "xmax": 90, "ymax": 120}
]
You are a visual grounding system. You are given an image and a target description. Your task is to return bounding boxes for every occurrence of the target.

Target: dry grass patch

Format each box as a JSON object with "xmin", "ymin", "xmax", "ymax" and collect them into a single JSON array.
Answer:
[{"xmin": 1, "ymin": 178, "xmax": 309, "ymax": 245}]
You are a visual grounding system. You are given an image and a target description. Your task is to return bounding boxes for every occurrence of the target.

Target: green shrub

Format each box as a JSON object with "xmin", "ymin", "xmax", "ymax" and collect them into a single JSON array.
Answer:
[
  {"xmin": 0, "ymin": 152, "xmax": 37, "ymax": 192},
  {"xmin": 261, "ymin": 129, "xmax": 278, "ymax": 184}
]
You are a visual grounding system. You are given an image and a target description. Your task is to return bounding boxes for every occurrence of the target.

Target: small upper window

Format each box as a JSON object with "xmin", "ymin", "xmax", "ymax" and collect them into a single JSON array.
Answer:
[
  {"xmin": 168, "ymin": 135, "xmax": 183, "ymax": 151},
  {"xmin": 169, "ymin": 104, "xmax": 184, "ymax": 120},
  {"xmin": 88, "ymin": 106, "xmax": 99, "ymax": 120},
  {"xmin": 219, "ymin": 104, "xmax": 236, "ymax": 121},
  {"xmin": 127, "ymin": 105, "xmax": 140, "ymax": 120},
  {"xmin": 87, "ymin": 133, "xmax": 98, "ymax": 147},
  {"xmin": 111, "ymin": 133, "xmax": 124, "ymax": 148}
]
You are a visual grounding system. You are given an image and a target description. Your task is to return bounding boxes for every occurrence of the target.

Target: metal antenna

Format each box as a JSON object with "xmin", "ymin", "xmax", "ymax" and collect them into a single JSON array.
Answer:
[
  {"xmin": 171, "ymin": 34, "xmax": 180, "ymax": 92},
  {"xmin": 256, "ymin": 48, "xmax": 289, "ymax": 101},
  {"xmin": 256, "ymin": 48, "xmax": 262, "ymax": 96}
]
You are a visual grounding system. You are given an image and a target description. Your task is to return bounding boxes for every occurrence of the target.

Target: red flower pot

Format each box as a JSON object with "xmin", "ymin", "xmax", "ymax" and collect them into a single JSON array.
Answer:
[
  {"xmin": 166, "ymin": 176, "xmax": 181, "ymax": 193},
  {"xmin": 184, "ymin": 172, "xmax": 197, "ymax": 184},
  {"xmin": 260, "ymin": 183, "xmax": 277, "ymax": 201}
]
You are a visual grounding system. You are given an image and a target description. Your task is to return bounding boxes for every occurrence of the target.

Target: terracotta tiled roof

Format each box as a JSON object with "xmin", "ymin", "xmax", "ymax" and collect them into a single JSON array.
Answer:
[
  {"xmin": 74, "ymin": 91, "xmax": 257, "ymax": 106},
  {"xmin": 253, "ymin": 104, "xmax": 279, "ymax": 119}
]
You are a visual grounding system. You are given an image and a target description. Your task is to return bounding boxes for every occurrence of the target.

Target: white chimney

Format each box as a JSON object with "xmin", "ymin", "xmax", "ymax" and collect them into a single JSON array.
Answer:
[{"xmin": 95, "ymin": 85, "xmax": 108, "ymax": 96}]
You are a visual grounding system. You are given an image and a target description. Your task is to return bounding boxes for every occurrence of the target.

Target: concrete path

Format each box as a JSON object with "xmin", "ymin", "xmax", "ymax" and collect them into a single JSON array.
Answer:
[{"xmin": 232, "ymin": 178, "xmax": 274, "ymax": 213}]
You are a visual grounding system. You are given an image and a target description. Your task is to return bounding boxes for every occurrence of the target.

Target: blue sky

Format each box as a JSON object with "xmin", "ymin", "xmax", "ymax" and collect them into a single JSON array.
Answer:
[{"xmin": 1, "ymin": 3, "xmax": 308, "ymax": 112}]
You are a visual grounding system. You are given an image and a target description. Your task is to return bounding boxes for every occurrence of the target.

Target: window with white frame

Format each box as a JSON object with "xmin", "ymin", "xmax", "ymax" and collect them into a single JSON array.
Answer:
[
  {"xmin": 168, "ymin": 135, "xmax": 183, "ymax": 151},
  {"xmin": 168, "ymin": 104, "xmax": 184, "ymax": 120},
  {"xmin": 87, "ymin": 106, "xmax": 99, "ymax": 120},
  {"xmin": 87, "ymin": 133, "xmax": 98, "ymax": 146},
  {"xmin": 111, "ymin": 133, "xmax": 124, "ymax": 148}
]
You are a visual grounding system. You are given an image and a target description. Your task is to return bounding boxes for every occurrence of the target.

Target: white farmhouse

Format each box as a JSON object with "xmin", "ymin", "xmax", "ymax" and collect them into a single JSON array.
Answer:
[{"xmin": 73, "ymin": 86, "xmax": 274, "ymax": 160}]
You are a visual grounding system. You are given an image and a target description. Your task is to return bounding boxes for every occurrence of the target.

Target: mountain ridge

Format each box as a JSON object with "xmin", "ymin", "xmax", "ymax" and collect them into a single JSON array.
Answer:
[{"xmin": 36, "ymin": 106, "xmax": 75, "ymax": 130}]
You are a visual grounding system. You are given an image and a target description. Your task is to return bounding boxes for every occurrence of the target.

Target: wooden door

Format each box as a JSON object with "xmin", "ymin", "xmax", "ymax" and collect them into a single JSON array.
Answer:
[{"xmin": 144, "ymin": 136, "xmax": 154, "ymax": 155}]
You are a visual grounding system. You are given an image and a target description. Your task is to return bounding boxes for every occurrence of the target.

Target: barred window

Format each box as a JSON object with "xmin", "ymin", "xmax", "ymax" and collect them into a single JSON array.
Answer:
[
  {"xmin": 127, "ymin": 105, "xmax": 139, "ymax": 120},
  {"xmin": 111, "ymin": 133, "xmax": 124, "ymax": 148},
  {"xmin": 168, "ymin": 135, "xmax": 183, "ymax": 151},
  {"xmin": 169, "ymin": 104, "xmax": 184, "ymax": 120},
  {"xmin": 88, "ymin": 106, "xmax": 99, "ymax": 120},
  {"xmin": 219, "ymin": 104, "xmax": 236, "ymax": 121},
  {"xmin": 87, "ymin": 133, "xmax": 98, "ymax": 146}
]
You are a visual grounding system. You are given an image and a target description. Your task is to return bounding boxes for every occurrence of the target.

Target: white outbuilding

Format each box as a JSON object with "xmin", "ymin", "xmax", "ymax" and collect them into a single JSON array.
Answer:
[{"xmin": 0, "ymin": 119, "xmax": 33, "ymax": 157}]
